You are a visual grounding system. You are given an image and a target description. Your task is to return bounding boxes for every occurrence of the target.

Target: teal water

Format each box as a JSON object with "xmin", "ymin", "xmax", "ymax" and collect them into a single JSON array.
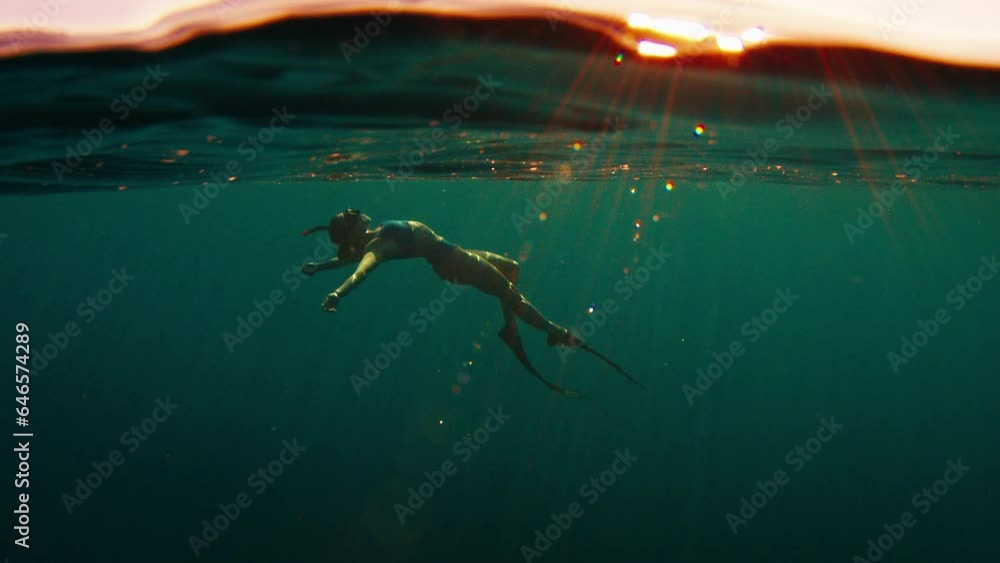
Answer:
[{"xmin": 1, "ymin": 14, "xmax": 999, "ymax": 563}]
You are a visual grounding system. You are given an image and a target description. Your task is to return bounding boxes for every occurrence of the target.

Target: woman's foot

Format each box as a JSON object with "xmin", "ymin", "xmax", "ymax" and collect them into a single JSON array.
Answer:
[{"xmin": 547, "ymin": 327, "xmax": 582, "ymax": 348}]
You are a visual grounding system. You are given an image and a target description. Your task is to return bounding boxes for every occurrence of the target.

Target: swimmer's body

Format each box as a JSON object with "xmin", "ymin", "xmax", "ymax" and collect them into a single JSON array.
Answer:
[{"xmin": 301, "ymin": 209, "xmax": 642, "ymax": 398}]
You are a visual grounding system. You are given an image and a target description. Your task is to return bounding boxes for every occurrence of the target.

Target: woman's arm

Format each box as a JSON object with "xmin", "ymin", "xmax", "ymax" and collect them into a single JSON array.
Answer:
[
  {"xmin": 301, "ymin": 257, "xmax": 352, "ymax": 276},
  {"xmin": 322, "ymin": 250, "xmax": 381, "ymax": 311}
]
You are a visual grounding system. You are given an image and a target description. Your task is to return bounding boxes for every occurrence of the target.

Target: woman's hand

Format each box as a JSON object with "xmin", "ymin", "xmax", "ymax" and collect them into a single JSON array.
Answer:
[
  {"xmin": 301, "ymin": 262, "xmax": 319, "ymax": 276},
  {"xmin": 322, "ymin": 291, "xmax": 341, "ymax": 312}
]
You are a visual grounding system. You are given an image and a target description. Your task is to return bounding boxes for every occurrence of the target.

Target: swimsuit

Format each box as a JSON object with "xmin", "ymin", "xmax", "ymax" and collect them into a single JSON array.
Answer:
[
  {"xmin": 377, "ymin": 221, "xmax": 417, "ymax": 254},
  {"xmin": 428, "ymin": 239, "xmax": 458, "ymax": 271},
  {"xmin": 378, "ymin": 220, "xmax": 458, "ymax": 273}
]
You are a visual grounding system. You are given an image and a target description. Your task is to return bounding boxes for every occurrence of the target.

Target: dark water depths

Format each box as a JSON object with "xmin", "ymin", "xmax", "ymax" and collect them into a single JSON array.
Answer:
[{"xmin": 1, "ymin": 14, "xmax": 998, "ymax": 563}]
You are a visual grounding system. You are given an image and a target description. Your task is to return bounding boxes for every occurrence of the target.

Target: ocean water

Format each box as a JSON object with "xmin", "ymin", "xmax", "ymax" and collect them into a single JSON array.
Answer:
[{"xmin": 1, "ymin": 13, "xmax": 999, "ymax": 563}]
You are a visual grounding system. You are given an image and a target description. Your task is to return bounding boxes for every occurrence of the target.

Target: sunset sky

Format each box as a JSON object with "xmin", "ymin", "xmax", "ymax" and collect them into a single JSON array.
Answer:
[{"xmin": 1, "ymin": 0, "xmax": 997, "ymax": 66}]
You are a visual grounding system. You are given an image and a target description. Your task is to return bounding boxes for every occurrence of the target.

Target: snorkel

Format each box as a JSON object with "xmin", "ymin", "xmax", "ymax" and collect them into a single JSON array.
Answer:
[{"xmin": 301, "ymin": 208, "xmax": 369, "ymax": 258}]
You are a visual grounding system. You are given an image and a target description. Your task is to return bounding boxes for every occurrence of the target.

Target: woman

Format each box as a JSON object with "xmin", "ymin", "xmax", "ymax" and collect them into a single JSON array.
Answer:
[{"xmin": 301, "ymin": 209, "xmax": 640, "ymax": 398}]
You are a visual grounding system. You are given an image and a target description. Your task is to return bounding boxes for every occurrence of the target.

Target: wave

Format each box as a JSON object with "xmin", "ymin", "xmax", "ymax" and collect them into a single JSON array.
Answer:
[{"xmin": 1, "ymin": 13, "xmax": 997, "ymax": 193}]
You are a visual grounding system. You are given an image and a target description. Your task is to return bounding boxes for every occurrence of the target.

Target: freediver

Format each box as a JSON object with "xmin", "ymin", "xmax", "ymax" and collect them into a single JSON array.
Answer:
[{"xmin": 300, "ymin": 209, "xmax": 642, "ymax": 398}]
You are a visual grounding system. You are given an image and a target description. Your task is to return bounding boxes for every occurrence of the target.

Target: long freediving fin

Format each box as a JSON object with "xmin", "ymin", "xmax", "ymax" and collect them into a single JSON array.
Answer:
[
  {"xmin": 579, "ymin": 343, "xmax": 645, "ymax": 390},
  {"xmin": 499, "ymin": 331, "xmax": 588, "ymax": 399}
]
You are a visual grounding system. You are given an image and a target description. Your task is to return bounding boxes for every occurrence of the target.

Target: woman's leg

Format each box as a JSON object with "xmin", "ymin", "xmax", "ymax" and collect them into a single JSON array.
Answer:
[
  {"xmin": 444, "ymin": 250, "xmax": 562, "ymax": 337},
  {"xmin": 467, "ymin": 250, "xmax": 520, "ymax": 340},
  {"xmin": 467, "ymin": 250, "xmax": 519, "ymax": 284},
  {"xmin": 439, "ymin": 249, "xmax": 585, "ymax": 397}
]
